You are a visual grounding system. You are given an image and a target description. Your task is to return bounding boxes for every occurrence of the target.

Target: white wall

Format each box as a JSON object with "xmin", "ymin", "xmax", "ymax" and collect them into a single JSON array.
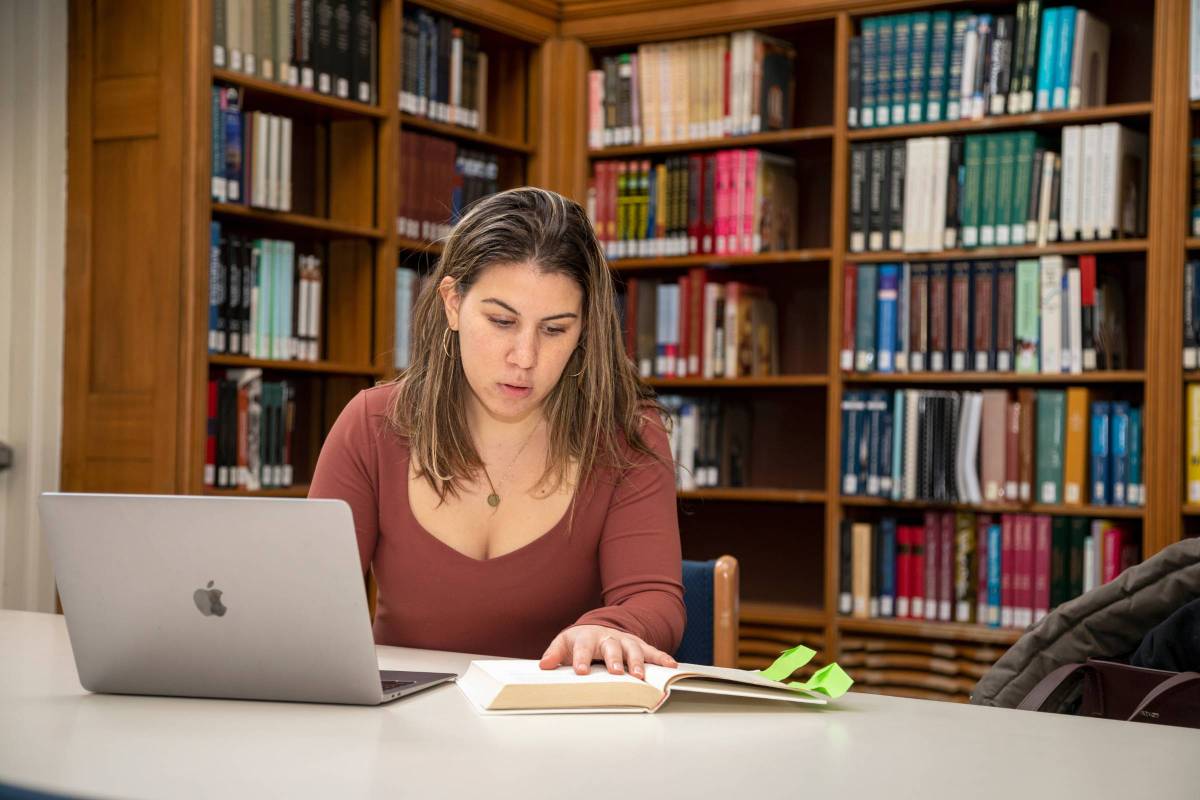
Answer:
[{"xmin": 0, "ymin": 0, "xmax": 67, "ymax": 612}]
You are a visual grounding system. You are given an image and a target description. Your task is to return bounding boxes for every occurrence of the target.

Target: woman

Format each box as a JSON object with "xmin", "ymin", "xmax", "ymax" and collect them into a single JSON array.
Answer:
[{"xmin": 309, "ymin": 187, "xmax": 685, "ymax": 680}]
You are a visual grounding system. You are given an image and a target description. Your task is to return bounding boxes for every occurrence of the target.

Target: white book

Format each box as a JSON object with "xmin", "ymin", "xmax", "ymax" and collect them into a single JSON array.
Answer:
[
  {"xmin": 904, "ymin": 390, "xmax": 920, "ymax": 500},
  {"xmin": 279, "ymin": 117, "xmax": 292, "ymax": 212},
  {"xmin": 267, "ymin": 113, "xmax": 281, "ymax": 211},
  {"xmin": 1040, "ymin": 256, "xmax": 1064, "ymax": 373},
  {"xmin": 1060, "ymin": 126, "xmax": 1082, "ymax": 242},
  {"xmin": 723, "ymin": 284, "xmax": 738, "ymax": 379},
  {"xmin": 902, "ymin": 139, "xmax": 921, "ymax": 253},
  {"xmin": 959, "ymin": 21, "xmax": 979, "ymax": 124},
  {"xmin": 1071, "ymin": 12, "xmax": 1110, "ymax": 110},
  {"xmin": 658, "ymin": 43, "xmax": 674, "ymax": 143},
  {"xmin": 1067, "ymin": 266, "xmax": 1083, "ymax": 375},
  {"xmin": 964, "ymin": 393, "xmax": 984, "ymax": 504},
  {"xmin": 252, "ymin": 112, "xmax": 269, "ymax": 208},
  {"xmin": 1079, "ymin": 124, "xmax": 1101, "ymax": 240},
  {"xmin": 679, "ymin": 404, "xmax": 697, "ymax": 491},
  {"xmin": 1083, "ymin": 532, "xmax": 1098, "ymax": 593},
  {"xmin": 457, "ymin": 659, "xmax": 829, "ymax": 715},
  {"xmin": 703, "ymin": 283, "xmax": 721, "ymax": 378},
  {"xmin": 1193, "ymin": 0, "xmax": 1200, "ymax": 99},
  {"xmin": 450, "ymin": 32, "xmax": 463, "ymax": 126},
  {"xmin": 930, "ymin": 137, "xmax": 950, "ymax": 252}
]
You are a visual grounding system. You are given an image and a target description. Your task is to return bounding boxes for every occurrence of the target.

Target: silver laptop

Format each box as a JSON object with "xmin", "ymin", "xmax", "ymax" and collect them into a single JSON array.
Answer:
[{"xmin": 39, "ymin": 492, "xmax": 456, "ymax": 705}]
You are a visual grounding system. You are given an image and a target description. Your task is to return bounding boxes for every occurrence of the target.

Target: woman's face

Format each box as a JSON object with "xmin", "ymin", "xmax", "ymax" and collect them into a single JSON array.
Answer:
[{"xmin": 440, "ymin": 261, "xmax": 584, "ymax": 424}]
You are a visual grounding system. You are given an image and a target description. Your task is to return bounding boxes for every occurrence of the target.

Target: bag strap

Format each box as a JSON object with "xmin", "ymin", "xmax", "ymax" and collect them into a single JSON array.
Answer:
[
  {"xmin": 1016, "ymin": 662, "xmax": 1090, "ymax": 712},
  {"xmin": 1126, "ymin": 672, "xmax": 1200, "ymax": 722}
]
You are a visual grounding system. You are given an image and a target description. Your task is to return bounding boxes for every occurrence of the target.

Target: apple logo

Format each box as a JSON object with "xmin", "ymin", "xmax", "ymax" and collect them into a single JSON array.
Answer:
[{"xmin": 193, "ymin": 580, "xmax": 228, "ymax": 617}]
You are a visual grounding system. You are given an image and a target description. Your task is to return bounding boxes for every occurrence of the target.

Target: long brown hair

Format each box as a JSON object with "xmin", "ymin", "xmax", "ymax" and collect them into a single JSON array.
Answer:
[{"xmin": 387, "ymin": 187, "xmax": 665, "ymax": 502}]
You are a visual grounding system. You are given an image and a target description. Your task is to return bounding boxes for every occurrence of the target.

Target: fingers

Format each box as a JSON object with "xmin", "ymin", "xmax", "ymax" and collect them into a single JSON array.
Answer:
[
  {"xmin": 572, "ymin": 633, "xmax": 596, "ymax": 674},
  {"xmin": 538, "ymin": 633, "xmax": 568, "ymax": 670},
  {"xmin": 643, "ymin": 643, "xmax": 678, "ymax": 669},
  {"xmin": 622, "ymin": 637, "xmax": 645, "ymax": 679},
  {"xmin": 600, "ymin": 635, "xmax": 625, "ymax": 675}
]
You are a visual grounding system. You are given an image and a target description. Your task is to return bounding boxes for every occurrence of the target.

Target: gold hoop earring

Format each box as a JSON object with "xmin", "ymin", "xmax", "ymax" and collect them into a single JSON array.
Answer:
[{"xmin": 442, "ymin": 327, "xmax": 456, "ymax": 359}]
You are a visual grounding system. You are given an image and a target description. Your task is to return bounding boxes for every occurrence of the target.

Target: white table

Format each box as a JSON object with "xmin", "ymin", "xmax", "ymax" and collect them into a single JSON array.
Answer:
[{"xmin": 2, "ymin": 610, "xmax": 1198, "ymax": 799}]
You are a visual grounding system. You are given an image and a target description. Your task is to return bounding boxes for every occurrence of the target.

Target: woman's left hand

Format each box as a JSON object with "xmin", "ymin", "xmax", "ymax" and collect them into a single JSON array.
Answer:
[{"xmin": 538, "ymin": 624, "xmax": 678, "ymax": 680}]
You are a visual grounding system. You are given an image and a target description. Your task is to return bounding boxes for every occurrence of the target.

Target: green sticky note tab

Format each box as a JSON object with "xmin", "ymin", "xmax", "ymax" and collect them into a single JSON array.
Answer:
[
  {"xmin": 757, "ymin": 644, "xmax": 817, "ymax": 682},
  {"xmin": 789, "ymin": 662, "xmax": 855, "ymax": 700}
]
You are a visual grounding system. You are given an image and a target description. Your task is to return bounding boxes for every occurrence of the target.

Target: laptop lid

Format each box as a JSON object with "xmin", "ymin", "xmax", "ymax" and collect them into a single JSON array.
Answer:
[{"xmin": 40, "ymin": 493, "xmax": 393, "ymax": 705}]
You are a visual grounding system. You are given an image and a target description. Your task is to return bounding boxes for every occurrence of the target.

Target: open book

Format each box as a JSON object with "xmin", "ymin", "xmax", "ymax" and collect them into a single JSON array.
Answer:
[{"xmin": 457, "ymin": 659, "xmax": 832, "ymax": 714}]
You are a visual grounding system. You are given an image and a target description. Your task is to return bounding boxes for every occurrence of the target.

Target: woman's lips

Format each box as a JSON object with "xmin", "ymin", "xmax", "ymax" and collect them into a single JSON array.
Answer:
[{"xmin": 498, "ymin": 382, "xmax": 532, "ymax": 398}]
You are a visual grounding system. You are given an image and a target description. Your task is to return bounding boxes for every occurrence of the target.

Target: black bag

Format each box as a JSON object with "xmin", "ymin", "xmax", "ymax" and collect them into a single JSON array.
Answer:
[{"xmin": 1017, "ymin": 659, "xmax": 1200, "ymax": 729}]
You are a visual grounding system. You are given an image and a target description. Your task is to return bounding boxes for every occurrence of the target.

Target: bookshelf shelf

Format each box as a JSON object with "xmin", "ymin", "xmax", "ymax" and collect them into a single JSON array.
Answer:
[
  {"xmin": 846, "ymin": 102, "xmax": 1153, "ymax": 142},
  {"xmin": 212, "ymin": 203, "xmax": 386, "ymax": 240},
  {"xmin": 203, "ymin": 484, "xmax": 311, "ymax": 499},
  {"xmin": 836, "ymin": 617, "xmax": 1024, "ymax": 646},
  {"xmin": 610, "ymin": 248, "xmax": 832, "ymax": 272},
  {"xmin": 678, "ymin": 488, "xmax": 827, "ymax": 504},
  {"xmin": 1185, "ymin": 371, "xmax": 1200, "ymax": 381},
  {"xmin": 211, "ymin": 68, "xmax": 390, "ymax": 120},
  {"xmin": 400, "ymin": 112, "xmax": 535, "ymax": 156},
  {"xmin": 208, "ymin": 354, "xmax": 383, "ymax": 377},
  {"xmin": 647, "ymin": 375, "xmax": 828, "ymax": 389},
  {"xmin": 1182, "ymin": 504, "xmax": 1200, "ymax": 516},
  {"xmin": 839, "ymin": 495, "xmax": 1145, "ymax": 519},
  {"xmin": 842, "ymin": 370, "xmax": 1146, "ymax": 386},
  {"xmin": 588, "ymin": 126, "xmax": 837, "ymax": 159},
  {"xmin": 1187, "ymin": 238, "xmax": 1200, "ymax": 250},
  {"xmin": 740, "ymin": 601, "xmax": 827, "ymax": 628},
  {"xmin": 397, "ymin": 236, "xmax": 444, "ymax": 255},
  {"xmin": 848, "ymin": 239, "xmax": 1148, "ymax": 263}
]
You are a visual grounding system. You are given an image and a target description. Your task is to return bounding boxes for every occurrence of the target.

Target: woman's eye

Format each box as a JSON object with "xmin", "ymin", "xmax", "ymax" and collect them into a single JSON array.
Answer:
[
  {"xmin": 544, "ymin": 327, "xmax": 566, "ymax": 336},
  {"xmin": 489, "ymin": 317, "xmax": 515, "ymax": 328}
]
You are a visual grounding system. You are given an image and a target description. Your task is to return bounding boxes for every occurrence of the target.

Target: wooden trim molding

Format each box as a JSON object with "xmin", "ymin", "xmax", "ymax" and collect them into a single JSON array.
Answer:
[{"xmin": 712, "ymin": 555, "xmax": 740, "ymax": 669}]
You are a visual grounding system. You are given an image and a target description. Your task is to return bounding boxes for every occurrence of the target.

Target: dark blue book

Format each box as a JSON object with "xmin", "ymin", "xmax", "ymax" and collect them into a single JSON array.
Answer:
[
  {"xmin": 1111, "ymin": 401, "xmax": 1131, "ymax": 506},
  {"xmin": 880, "ymin": 517, "xmax": 898, "ymax": 617},
  {"xmin": 861, "ymin": 17, "xmax": 879, "ymax": 127},
  {"xmin": 1091, "ymin": 400, "xmax": 1111, "ymax": 504},
  {"xmin": 867, "ymin": 391, "xmax": 889, "ymax": 496},
  {"xmin": 841, "ymin": 391, "xmax": 867, "ymax": 495},
  {"xmin": 209, "ymin": 222, "xmax": 222, "ymax": 353},
  {"xmin": 222, "ymin": 87, "xmax": 242, "ymax": 203}
]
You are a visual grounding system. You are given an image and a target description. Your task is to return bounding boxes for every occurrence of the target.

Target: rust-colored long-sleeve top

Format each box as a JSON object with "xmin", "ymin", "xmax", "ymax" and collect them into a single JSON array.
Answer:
[{"xmin": 308, "ymin": 385, "xmax": 686, "ymax": 659}]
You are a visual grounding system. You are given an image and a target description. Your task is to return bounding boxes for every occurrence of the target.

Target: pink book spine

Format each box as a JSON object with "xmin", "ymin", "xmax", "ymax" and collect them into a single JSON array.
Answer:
[
  {"xmin": 1033, "ymin": 515, "xmax": 1052, "ymax": 624},
  {"xmin": 742, "ymin": 148, "xmax": 758, "ymax": 253},
  {"xmin": 976, "ymin": 515, "xmax": 992, "ymax": 623},
  {"xmin": 588, "ymin": 71, "xmax": 604, "ymax": 150},
  {"xmin": 1103, "ymin": 526, "xmax": 1123, "ymax": 584},
  {"xmin": 1018, "ymin": 515, "xmax": 1034, "ymax": 628},
  {"xmin": 924, "ymin": 511, "xmax": 939, "ymax": 621},
  {"xmin": 731, "ymin": 149, "xmax": 747, "ymax": 255},
  {"xmin": 939, "ymin": 511, "xmax": 954, "ymax": 622},
  {"xmin": 1001, "ymin": 514, "xmax": 1015, "ymax": 628},
  {"xmin": 715, "ymin": 151, "xmax": 729, "ymax": 255},
  {"xmin": 895, "ymin": 526, "xmax": 909, "ymax": 619}
]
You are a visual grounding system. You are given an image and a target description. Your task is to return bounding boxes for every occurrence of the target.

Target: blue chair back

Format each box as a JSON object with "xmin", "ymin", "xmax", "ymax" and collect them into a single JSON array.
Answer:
[{"xmin": 676, "ymin": 559, "xmax": 717, "ymax": 665}]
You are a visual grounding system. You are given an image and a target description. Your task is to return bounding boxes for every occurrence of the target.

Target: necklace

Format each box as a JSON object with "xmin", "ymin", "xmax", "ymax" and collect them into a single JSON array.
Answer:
[{"xmin": 480, "ymin": 420, "xmax": 542, "ymax": 508}]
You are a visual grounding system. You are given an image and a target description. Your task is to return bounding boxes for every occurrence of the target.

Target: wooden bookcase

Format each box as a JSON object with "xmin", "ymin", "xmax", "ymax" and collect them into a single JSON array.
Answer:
[
  {"xmin": 559, "ymin": 0, "xmax": 1193, "ymax": 701},
  {"xmin": 62, "ymin": 0, "xmax": 1194, "ymax": 702},
  {"xmin": 64, "ymin": 0, "xmax": 559, "ymax": 500}
]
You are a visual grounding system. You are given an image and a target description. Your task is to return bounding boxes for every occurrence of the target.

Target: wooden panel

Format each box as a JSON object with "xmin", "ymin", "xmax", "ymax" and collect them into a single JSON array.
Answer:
[
  {"xmin": 325, "ymin": 240, "xmax": 376, "ymax": 365},
  {"xmin": 94, "ymin": 0, "xmax": 160, "ymax": 77},
  {"xmin": 93, "ymin": 77, "xmax": 158, "ymax": 140},
  {"xmin": 329, "ymin": 120, "xmax": 378, "ymax": 229},
  {"xmin": 1146, "ymin": 0, "xmax": 1189, "ymax": 557},
  {"xmin": 488, "ymin": 45, "xmax": 529, "ymax": 146},
  {"xmin": 416, "ymin": 0, "xmax": 556, "ymax": 43},
  {"xmin": 529, "ymin": 37, "xmax": 589, "ymax": 199}
]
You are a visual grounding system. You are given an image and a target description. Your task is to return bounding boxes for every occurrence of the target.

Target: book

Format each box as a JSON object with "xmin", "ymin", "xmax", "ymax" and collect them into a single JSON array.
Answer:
[{"xmin": 457, "ymin": 657, "xmax": 844, "ymax": 714}]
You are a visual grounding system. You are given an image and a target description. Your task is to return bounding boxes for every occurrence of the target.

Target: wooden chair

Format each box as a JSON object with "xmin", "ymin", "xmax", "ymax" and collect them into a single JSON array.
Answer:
[
  {"xmin": 366, "ymin": 557, "xmax": 741, "ymax": 668},
  {"xmin": 676, "ymin": 555, "xmax": 740, "ymax": 668}
]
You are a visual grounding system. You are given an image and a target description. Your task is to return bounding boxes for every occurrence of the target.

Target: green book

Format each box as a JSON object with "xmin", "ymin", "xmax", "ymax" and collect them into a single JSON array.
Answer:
[
  {"xmin": 875, "ymin": 15, "xmax": 895, "ymax": 126},
  {"xmin": 979, "ymin": 134, "xmax": 1002, "ymax": 247},
  {"xmin": 891, "ymin": 13, "xmax": 911, "ymax": 125},
  {"xmin": 961, "ymin": 135, "xmax": 985, "ymax": 247},
  {"xmin": 855, "ymin": 265, "xmax": 878, "ymax": 371},
  {"xmin": 907, "ymin": 12, "xmax": 932, "ymax": 123},
  {"xmin": 1015, "ymin": 258, "xmax": 1040, "ymax": 372},
  {"xmin": 1036, "ymin": 389, "xmax": 1066, "ymax": 504},
  {"xmin": 994, "ymin": 133, "xmax": 1017, "ymax": 246},
  {"xmin": 1009, "ymin": 132, "xmax": 1037, "ymax": 245},
  {"xmin": 925, "ymin": 11, "xmax": 952, "ymax": 122},
  {"xmin": 1050, "ymin": 516, "xmax": 1070, "ymax": 608}
]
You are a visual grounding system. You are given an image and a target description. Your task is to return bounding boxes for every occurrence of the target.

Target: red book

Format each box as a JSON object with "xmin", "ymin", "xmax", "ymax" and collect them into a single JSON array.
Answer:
[
  {"xmin": 939, "ymin": 511, "xmax": 955, "ymax": 622},
  {"xmin": 205, "ymin": 379, "xmax": 218, "ymax": 487},
  {"xmin": 1017, "ymin": 514, "xmax": 1033, "ymax": 628},
  {"xmin": 687, "ymin": 154, "xmax": 704, "ymax": 255},
  {"xmin": 676, "ymin": 275, "xmax": 690, "ymax": 378},
  {"xmin": 1034, "ymin": 515, "xmax": 1052, "ymax": 624},
  {"xmin": 895, "ymin": 525, "xmax": 910, "ymax": 619},
  {"xmin": 1004, "ymin": 398, "xmax": 1021, "ymax": 500},
  {"xmin": 923, "ymin": 511, "xmax": 939, "ymax": 621},
  {"xmin": 976, "ymin": 514, "xmax": 993, "ymax": 623},
  {"xmin": 1079, "ymin": 254, "xmax": 1097, "ymax": 370},
  {"xmin": 1103, "ymin": 525, "xmax": 1124, "ymax": 584},
  {"xmin": 1001, "ymin": 514, "xmax": 1015, "ymax": 627},
  {"xmin": 912, "ymin": 524, "xmax": 926, "ymax": 620},
  {"xmin": 687, "ymin": 268, "xmax": 707, "ymax": 377},
  {"xmin": 841, "ymin": 264, "xmax": 857, "ymax": 372}
]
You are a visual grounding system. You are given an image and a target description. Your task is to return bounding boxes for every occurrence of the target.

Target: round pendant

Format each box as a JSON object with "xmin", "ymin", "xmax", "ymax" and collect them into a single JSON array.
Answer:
[{"xmin": 487, "ymin": 493, "xmax": 500, "ymax": 508}]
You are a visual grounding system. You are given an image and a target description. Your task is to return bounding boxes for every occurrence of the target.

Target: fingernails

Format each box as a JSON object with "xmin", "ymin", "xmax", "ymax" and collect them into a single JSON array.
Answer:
[
  {"xmin": 575, "ymin": 661, "xmax": 588, "ymax": 673},
  {"xmin": 633, "ymin": 666, "xmax": 644, "ymax": 678},
  {"xmin": 613, "ymin": 662, "xmax": 624, "ymax": 673}
]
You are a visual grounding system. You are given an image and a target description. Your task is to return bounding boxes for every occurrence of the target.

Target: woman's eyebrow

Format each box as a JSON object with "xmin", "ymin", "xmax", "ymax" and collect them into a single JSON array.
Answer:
[{"xmin": 482, "ymin": 298, "xmax": 579, "ymax": 322}]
